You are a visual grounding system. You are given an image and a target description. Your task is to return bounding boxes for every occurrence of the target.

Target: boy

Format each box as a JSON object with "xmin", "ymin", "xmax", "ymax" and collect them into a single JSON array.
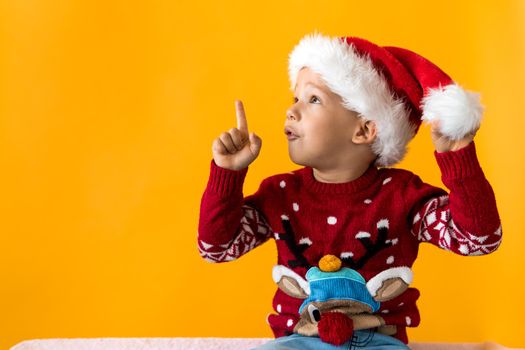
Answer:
[{"xmin": 198, "ymin": 33, "xmax": 502, "ymax": 349}]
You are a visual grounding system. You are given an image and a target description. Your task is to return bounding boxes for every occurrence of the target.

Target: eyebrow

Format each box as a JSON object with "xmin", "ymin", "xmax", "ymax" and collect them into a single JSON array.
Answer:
[
  {"xmin": 305, "ymin": 82, "xmax": 322, "ymax": 89},
  {"xmin": 294, "ymin": 82, "xmax": 325, "ymax": 95}
]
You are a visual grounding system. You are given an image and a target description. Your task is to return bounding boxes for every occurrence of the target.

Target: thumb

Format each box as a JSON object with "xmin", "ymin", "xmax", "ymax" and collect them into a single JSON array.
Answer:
[
  {"xmin": 429, "ymin": 120, "xmax": 444, "ymax": 137},
  {"xmin": 430, "ymin": 119, "xmax": 441, "ymax": 131},
  {"xmin": 249, "ymin": 132, "xmax": 262, "ymax": 156}
]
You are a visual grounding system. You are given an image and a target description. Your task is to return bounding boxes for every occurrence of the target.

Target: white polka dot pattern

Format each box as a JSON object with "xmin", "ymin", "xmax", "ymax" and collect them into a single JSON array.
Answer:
[{"xmin": 327, "ymin": 216, "xmax": 337, "ymax": 225}]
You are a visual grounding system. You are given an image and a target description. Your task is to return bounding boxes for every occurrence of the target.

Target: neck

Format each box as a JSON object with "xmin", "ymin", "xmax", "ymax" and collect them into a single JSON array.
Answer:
[{"xmin": 312, "ymin": 161, "xmax": 372, "ymax": 183}]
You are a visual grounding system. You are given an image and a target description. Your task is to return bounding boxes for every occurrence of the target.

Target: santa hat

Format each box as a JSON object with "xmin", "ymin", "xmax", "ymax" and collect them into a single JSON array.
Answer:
[{"xmin": 288, "ymin": 32, "xmax": 484, "ymax": 167}]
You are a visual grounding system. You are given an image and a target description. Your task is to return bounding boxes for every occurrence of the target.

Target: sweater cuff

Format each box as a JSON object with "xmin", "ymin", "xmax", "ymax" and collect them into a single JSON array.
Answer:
[
  {"xmin": 207, "ymin": 159, "xmax": 248, "ymax": 196},
  {"xmin": 434, "ymin": 141, "xmax": 483, "ymax": 179}
]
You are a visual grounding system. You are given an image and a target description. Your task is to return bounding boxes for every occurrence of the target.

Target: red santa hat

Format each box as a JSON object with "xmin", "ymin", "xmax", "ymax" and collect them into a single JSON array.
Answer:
[{"xmin": 288, "ymin": 32, "xmax": 484, "ymax": 167}]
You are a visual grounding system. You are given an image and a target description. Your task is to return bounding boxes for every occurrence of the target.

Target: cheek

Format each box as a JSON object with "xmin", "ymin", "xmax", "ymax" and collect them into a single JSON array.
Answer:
[
  {"xmin": 306, "ymin": 120, "xmax": 348, "ymax": 146},
  {"xmin": 304, "ymin": 118, "xmax": 334, "ymax": 137}
]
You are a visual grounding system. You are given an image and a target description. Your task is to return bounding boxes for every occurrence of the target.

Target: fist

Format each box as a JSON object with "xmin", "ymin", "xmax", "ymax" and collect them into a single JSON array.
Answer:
[
  {"xmin": 212, "ymin": 100, "xmax": 262, "ymax": 171},
  {"xmin": 430, "ymin": 119, "xmax": 478, "ymax": 153}
]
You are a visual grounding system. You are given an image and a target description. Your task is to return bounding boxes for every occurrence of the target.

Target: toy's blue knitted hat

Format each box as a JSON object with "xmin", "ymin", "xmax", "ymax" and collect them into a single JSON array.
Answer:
[{"xmin": 299, "ymin": 255, "xmax": 380, "ymax": 314}]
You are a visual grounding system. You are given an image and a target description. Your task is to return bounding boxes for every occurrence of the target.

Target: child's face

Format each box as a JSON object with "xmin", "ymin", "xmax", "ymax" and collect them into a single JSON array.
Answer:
[{"xmin": 285, "ymin": 67, "xmax": 366, "ymax": 169}]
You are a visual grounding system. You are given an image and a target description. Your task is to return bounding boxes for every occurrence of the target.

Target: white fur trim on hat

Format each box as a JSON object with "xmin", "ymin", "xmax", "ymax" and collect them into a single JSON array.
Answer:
[
  {"xmin": 421, "ymin": 84, "xmax": 484, "ymax": 140},
  {"xmin": 288, "ymin": 32, "xmax": 416, "ymax": 167}
]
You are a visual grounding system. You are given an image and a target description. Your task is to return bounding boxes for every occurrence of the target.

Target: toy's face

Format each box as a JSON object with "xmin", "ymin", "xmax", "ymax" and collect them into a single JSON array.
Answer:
[
  {"xmin": 284, "ymin": 66, "xmax": 366, "ymax": 169},
  {"xmin": 305, "ymin": 299, "xmax": 373, "ymax": 320},
  {"xmin": 295, "ymin": 299, "xmax": 373, "ymax": 336}
]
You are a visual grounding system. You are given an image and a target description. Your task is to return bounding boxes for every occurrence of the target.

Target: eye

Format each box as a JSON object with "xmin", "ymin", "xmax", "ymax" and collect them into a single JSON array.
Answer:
[
  {"xmin": 310, "ymin": 95, "xmax": 320, "ymax": 104},
  {"xmin": 307, "ymin": 304, "xmax": 321, "ymax": 323},
  {"xmin": 293, "ymin": 97, "xmax": 298, "ymax": 103}
]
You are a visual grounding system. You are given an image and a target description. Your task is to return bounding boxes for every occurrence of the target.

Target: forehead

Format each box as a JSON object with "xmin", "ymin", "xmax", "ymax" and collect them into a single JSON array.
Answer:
[{"xmin": 295, "ymin": 67, "xmax": 329, "ymax": 91}]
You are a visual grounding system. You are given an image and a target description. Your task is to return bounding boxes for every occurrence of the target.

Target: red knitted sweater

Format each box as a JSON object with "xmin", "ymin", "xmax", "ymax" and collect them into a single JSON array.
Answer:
[{"xmin": 197, "ymin": 141, "xmax": 502, "ymax": 343}]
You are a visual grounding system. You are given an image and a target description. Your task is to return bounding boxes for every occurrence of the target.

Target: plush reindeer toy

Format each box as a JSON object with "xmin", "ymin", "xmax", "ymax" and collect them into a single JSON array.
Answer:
[{"xmin": 273, "ymin": 254, "xmax": 413, "ymax": 345}]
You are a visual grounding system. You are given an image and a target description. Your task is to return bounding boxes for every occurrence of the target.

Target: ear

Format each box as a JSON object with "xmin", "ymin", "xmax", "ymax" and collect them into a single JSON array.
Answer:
[
  {"xmin": 278, "ymin": 276, "xmax": 310, "ymax": 299},
  {"xmin": 366, "ymin": 267, "xmax": 413, "ymax": 302},
  {"xmin": 272, "ymin": 265, "xmax": 310, "ymax": 299},
  {"xmin": 352, "ymin": 119, "xmax": 377, "ymax": 145}
]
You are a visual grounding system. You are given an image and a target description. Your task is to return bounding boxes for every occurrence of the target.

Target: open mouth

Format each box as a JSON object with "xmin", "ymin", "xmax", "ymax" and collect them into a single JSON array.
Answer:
[{"xmin": 285, "ymin": 127, "xmax": 299, "ymax": 140}]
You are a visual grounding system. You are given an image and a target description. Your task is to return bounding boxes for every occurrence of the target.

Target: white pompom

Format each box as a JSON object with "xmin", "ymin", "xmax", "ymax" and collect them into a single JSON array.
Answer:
[{"xmin": 421, "ymin": 84, "xmax": 484, "ymax": 140}]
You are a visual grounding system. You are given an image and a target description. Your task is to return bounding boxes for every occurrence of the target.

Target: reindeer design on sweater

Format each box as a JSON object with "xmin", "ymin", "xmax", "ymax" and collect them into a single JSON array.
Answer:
[{"xmin": 272, "ymin": 216, "xmax": 413, "ymax": 346}]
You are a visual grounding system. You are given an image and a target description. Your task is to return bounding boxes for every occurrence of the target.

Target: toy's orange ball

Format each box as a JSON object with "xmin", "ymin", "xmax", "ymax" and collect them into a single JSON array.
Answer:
[{"xmin": 319, "ymin": 255, "xmax": 341, "ymax": 272}]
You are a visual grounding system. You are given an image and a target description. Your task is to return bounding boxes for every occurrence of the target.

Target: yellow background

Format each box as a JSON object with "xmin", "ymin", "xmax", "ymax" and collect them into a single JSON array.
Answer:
[{"xmin": 1, "ymin": 0, "xmax": 524, "ymax": 349}]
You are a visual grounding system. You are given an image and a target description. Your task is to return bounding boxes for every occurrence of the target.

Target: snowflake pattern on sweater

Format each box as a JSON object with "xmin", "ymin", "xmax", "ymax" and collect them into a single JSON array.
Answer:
[{"xmin": 197, "ymin": 141, "xmax": 502, "ymax": 344}]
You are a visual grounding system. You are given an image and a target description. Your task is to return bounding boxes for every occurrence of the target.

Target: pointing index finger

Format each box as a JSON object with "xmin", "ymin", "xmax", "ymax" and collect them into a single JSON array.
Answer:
[{"xmin": 235, "ymin": 100, "xmax": 249, "ymax": 135}]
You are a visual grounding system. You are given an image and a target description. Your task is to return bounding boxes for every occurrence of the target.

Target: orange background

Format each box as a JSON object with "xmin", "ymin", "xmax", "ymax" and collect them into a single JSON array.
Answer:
[{"xmin": 1, "ymin": 1, "xmax": 524, "ymax": 349}]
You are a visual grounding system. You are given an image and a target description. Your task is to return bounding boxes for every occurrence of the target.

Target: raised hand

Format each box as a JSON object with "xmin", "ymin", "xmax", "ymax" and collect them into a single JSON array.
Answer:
[
  {"xmin": 430, "ymin": 119, "xmax": 478, "ymax": 153},
  {"xmin": 212, "ymin": 100, "xmax": 262, "ymax": 170}
]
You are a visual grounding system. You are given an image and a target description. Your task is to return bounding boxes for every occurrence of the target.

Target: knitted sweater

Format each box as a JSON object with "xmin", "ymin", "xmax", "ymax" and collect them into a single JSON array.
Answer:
[{"xmin": 197, "ymin": 141, "xmax": 502, "ymax": 344}]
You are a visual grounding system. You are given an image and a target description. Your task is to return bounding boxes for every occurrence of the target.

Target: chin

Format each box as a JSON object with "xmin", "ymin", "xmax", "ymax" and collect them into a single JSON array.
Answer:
[
  {"xmin": 288, "ymin": 151, "xmax": 303, "ymax": 166},
  {"xmin": 288, "ymin": 150, "xmax": 312, "ymax": 168}
]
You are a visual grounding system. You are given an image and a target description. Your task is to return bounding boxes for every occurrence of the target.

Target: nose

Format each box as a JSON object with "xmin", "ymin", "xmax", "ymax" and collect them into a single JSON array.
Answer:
[{"xmin": 286, "ymin": 106, "xmax": 299, "ymax": 121}]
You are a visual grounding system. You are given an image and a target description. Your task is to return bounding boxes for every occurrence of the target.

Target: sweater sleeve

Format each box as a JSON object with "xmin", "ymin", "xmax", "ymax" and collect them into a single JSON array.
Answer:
[
  {"xmin": 197, "ymin": 159, "xmax": 274, "ymax": 263},
  {"xmin": 406, "ymin": 141, "xmax": 502, "ymax": 255}
]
